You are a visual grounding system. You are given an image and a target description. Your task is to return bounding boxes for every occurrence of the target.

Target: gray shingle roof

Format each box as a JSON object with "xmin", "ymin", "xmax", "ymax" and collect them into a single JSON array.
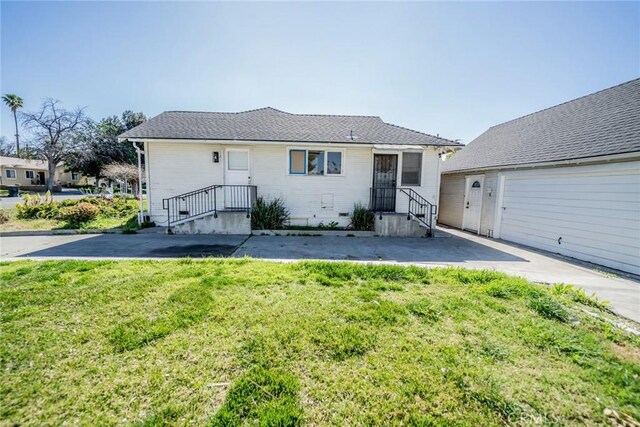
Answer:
[
  {"xmin": 119, "ymin": 107, "xmax": 459, "ymax": 147},
  {"xmin": 442, "ymin": 79, "xmax": 640, "ymax": 173}
]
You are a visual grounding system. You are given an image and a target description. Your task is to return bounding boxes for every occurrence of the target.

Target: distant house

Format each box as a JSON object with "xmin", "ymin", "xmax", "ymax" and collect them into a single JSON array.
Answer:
[
  {"xmin": 119, "ymin": 107, "xmax": 461, "ymax": 235},
  {"xmin": 1, "ymin": 156, "xmax": 50, "ymax": 187},
  {"xmin": 0, "ymin": 156, "xmax": 93, "ymax": 189},
  {"xmin": 439, "ymin": 79, "xmax": 640, "ymax": 275}
]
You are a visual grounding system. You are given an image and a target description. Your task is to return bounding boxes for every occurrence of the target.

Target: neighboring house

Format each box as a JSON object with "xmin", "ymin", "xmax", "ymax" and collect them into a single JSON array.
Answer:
[
  {"xmin": 55, "ymin": 168, "xmax": 94, "ymax": 187},
  {"xmin": 0, "ymin": 156, "xmax": 93, "ymax": 188},
  {"xmin": 439, "ymin": 79, "xmax": 640, "ymax": 275},
  {"xmin": 118, "ymin": 107, "xmax": 461, "ymax": 235},
  {"xmin": 0, "ymin": 156, "xmax": 49, "ymax": 187}
]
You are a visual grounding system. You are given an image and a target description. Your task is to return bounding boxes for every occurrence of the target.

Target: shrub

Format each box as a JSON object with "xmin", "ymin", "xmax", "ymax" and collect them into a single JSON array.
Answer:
[
  {"xmin": 251, "ymin": 197, "xmax": 289, "ymax": 229},
  {"xmin": 0, "ymin": 209, "xmax": 8, "ymax": 224},
  {"xmin": 60, "ymin": 202, "xmax": 100, "ymax": 223},
  {"xmin": 349, "ymin": 203, "xmax": 374, "ymax": 231},
  {"xmin": 78, "ymin": 197, "xmax": 138, "ymax": 218},
  {"xmin": 15, "ymin": 192, "xmax": 60, "ymax": 219}
]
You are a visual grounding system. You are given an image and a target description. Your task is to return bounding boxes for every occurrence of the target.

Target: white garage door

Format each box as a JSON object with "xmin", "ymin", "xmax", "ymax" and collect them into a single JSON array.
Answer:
[{"xmin": 499, "ymin": 161, "xmax": 640, "ymax": 275}]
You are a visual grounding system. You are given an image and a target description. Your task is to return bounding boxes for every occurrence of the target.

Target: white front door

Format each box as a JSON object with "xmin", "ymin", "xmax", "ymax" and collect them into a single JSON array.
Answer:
[
  {"xmin": 224, "ymin": 149, "xmax": 251, "ymax": 209},
  {"xmin": 463, "ymin": 175, "xmax": 484, "ymax": 233}
]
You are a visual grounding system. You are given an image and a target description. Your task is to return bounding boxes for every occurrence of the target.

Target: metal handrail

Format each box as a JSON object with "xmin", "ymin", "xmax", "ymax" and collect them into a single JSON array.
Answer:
[
  {"xmin": 162, "ymin": 184, "xmax": 257, "ymax": 232},
  {"xmin": 399, "ymin": 187, "xmax": 436, "ymax": 237},
  {"xmin": 370, "ymin": 186, "xmax": 436, "ymax": 237}
]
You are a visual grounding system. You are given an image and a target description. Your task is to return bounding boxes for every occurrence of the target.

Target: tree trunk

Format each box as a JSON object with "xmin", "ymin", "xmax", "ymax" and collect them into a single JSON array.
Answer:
[
  {"xmin": 13, "ymin": 110, "xmax": 20, "ymax": 156},
  {"xmin": 47, "ymin": 159, "xmax": 56, "ymax": 192}
]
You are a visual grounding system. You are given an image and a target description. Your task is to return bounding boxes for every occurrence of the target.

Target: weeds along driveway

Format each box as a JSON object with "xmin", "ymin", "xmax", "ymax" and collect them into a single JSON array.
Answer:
[{"xmin": 1, "ymin": 228, "xmax": 638, "ymax": 322}]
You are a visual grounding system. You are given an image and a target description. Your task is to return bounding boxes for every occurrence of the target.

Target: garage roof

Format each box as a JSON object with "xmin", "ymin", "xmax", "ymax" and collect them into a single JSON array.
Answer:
[
  {"xmin": 118, "ymin": 107, "xmax": 460, "ymax": 147},
  {"xmin": 442, "ymin": 78, "xmax": 640, "ymax": 173}
]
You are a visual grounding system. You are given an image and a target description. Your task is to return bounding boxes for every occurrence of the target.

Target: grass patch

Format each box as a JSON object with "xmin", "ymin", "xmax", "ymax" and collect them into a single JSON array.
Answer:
[
  {"xmin": 211, "ymin": 367, "xmax": 303, "ymax": 426},
  {"xmin": 528, "ymin": 294, "xmax": 571, "ymax": 322},
  {"xmin": 0, "ymin": 260, "xmax": 638, "ymax": 425}
]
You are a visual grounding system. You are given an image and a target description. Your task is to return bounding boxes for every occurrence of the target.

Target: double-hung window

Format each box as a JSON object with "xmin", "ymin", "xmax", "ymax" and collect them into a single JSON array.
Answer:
[
  {"xmin": 71, "ymin": 172, "xmax": 80, "ymax": 181},
  {"xmin": 401, "ymin": 152, "xmax": 422, "ymax": 186},
  {"xmin": 289, "ymin": 149, "xmax": 342, "ymax": 176},
  {"xmin": 25, "ymin": 170, "xmax": 35, "ymax": 179},
  {"xmin": 5, "ymin": 169, "xmax": 16, "ymax": 179}
]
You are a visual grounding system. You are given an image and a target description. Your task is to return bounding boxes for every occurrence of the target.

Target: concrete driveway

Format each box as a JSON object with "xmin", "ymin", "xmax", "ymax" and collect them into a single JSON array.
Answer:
[{"xmin": 1, "ymin": 228, "xmax": 638, "ymax": 322}]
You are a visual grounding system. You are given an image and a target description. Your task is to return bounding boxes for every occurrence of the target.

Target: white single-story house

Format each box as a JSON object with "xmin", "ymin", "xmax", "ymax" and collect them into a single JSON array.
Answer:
[
  {"xmin": 439, "ymin": 79, "xmax": 640, "ymax": 275},
  {"xmin": 118, "ymin": 107, "xmax": 461, "ymax": 235}
]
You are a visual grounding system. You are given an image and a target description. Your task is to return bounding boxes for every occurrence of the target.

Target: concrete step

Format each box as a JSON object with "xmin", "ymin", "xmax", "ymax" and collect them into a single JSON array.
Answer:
[{"xmin": 172, "ymin": 211, "xmax": 250, "ymax": 235}]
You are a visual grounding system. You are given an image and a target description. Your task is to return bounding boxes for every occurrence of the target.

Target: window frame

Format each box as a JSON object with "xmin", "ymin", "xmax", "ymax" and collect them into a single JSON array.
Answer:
[
  {"xmin": 401, "ymin": 152, "xmax": 422, "ymax": 186},
  {"xmin": 5, "ymin": 169, "xmax": 17, "ymax": 179},
  {"xmin": 289, "ymin": 149, "xmax": 307, "ymax": 175},
  {"xmin": 307, "ymin": 150, "xmax": 325, "ymax": 176},
  {"xmin": 71, "ymin": 172, "xmax": 80, "ymax": 181},
  {"xmin": 326, "ymin": 151, "xmax": 343, "ymax": 175},
  {"xmin": 287, "ymin": 148, "xmax": 344, "ymax": 177},
  {"xmin": 25, "ymin": 170, "xmax": 35, "ymax": 179}
]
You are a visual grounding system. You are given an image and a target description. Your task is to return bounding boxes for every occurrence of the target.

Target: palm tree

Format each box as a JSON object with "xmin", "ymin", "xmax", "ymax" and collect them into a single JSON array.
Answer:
[{"xmin": 2, "ymin": 94, "xmax": 24, "ymax": 156}]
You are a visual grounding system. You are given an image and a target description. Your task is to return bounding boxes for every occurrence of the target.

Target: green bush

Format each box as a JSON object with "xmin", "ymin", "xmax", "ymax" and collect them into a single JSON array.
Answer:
[
  {"xmin": 16, "ymin": 194, "xmax": 60, "ymax": 219},
  {"xmin": 251, "ymin": 197, "xmax": 289, "ymax": 229},
  {"xmin": 61, "ymin": 202, "xmax": 100, "ymax": 223},
  {"xmin": 349, "ymin": 203, "xmax": 374, "ymax": 231},
  {"xmin": 16, "ymin": 195, "xmax": 137, "ymax": 223},
  {"xmin": 77, "ymin": 197, "xmax": 138, "ymax": 218}
]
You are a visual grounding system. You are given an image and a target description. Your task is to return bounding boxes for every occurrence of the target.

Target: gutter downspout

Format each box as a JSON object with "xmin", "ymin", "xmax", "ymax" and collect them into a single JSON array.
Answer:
[{"xmin": 132, "ymin": 142, "xmax": 144, "ymax": 225}]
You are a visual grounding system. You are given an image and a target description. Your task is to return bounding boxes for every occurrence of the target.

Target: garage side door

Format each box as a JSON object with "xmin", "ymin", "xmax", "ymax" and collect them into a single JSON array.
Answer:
[{"xmin": 499, "ymin": 162, "xmax": 640, "ymax": 275}]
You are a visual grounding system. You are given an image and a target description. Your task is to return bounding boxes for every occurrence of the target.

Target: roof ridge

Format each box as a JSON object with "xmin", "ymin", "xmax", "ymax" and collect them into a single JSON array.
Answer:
[
  {"xmin": 164, "ymin": 107, "xmax": 273, "ymax": 115},
  {"xmin": 486, "ymin": 77, "xmax": 640, "ymax": 131},
  {"xmin": 164, "ymin": 107, "xmax": 382, "ymax": 119},
  {"xmin": 383, "ymin": 121, "xmax": 460, "ymax": 144}
]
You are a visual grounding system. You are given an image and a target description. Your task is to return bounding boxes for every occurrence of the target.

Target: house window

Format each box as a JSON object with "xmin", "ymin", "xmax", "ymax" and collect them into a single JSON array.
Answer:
[
  {"xmin": 228, "ymin": 151, "xmax": 249, "ymax": 171},
  {"xmin": 327, "ymin": 152, "xmax": 342, "ymax": 175},
  {"xmin": 289, "ymin": 150, "xmax": 306, "ymax": 174},
  {"xmin": 401, "ymin": 152, "xmax": 422, "ymax": 186},
  {"xmin": 289, "ymin": 149, "xmax": 343, "ymax": 176},
  {"xmin": 307, "ymin": 151, "xmax": 325, "ymax": 175},
  {"xmin": 71, "ymin": 172, "xmax": 80, "ymax": 181},
  {"xmin": 5, "ymin": 169, "xmax": 16, "ymax": 179},
  {"xmin": 472, "ymin": 180, "xmax": 481, "ymax": 188},
  {"xmin": 25, "ymin": 170, "xmax": 35, "ymax": 179}
]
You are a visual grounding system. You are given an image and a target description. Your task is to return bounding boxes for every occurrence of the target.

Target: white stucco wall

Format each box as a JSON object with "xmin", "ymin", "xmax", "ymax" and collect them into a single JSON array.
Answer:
[{"xmin": 145, "ymin": 140, "xmax": 442, "ymax": 227}]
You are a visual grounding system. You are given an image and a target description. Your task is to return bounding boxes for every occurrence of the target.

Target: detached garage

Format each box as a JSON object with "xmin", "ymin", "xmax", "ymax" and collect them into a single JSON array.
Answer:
[{"xmin": 439, "ymin": 79, "xmax": 640, "ymax": 275}]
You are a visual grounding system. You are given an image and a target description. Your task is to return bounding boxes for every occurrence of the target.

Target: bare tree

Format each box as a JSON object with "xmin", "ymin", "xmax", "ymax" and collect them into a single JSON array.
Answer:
[
  {"xmin": 21, "ymin": 99, "xmax": 88, "ymax": 191},
  {"xmin": 102, "ymin": 162, "xmax": 143, "ymax": 195},
  {"xmin": 0, "ymin": 136, "xmax": 15, "ymax": 156}
]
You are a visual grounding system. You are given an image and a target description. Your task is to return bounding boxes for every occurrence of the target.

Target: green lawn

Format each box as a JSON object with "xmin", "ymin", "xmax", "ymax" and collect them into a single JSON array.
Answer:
[{"xmin": 1, "ymin": 260, "xmax": 638, "ymax": 425}]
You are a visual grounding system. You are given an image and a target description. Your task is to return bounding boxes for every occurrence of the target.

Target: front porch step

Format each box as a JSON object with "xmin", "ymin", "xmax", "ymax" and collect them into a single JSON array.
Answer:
[
  {"xmin": 374, "ymin": 213, "xmax": 430, "ymax": 237},
  {"xmin": 171, "ymin": 211, "xmax": 250, "ymax": 235}
]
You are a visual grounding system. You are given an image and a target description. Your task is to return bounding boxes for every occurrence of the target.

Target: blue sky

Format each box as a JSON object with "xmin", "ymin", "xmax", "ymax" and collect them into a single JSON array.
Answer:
[{"xmin": 1, "ymin": 1, "xmax": 638, "ymax": 144}]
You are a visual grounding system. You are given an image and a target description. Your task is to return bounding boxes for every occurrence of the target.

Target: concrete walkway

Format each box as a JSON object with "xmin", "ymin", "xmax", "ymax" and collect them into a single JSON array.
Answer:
[{"xmin": 1, "ymin": 228, "xmax": 638, "ymax": 322}]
